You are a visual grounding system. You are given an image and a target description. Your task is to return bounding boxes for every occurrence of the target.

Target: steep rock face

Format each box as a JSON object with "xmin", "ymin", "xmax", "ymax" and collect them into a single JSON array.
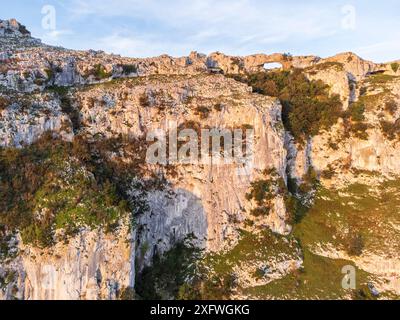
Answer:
[
  {"xmin": 0, "ymin": 226, "xmax": 134, "ymax": 300},
  {"xmin": 0, "ymin": 94, "xmax": 73, "ymax": 147},
  {"xmin": 75, "ymin": 75, "xmax": 289, "ymax": 263},
  {"xmin": 1, "ymin": 72, "xmax": 290, "ymax": 298},
  {"xmin": 0, "ymin": 19, "xmax": 31, "ymax": 38},
  {"xmin": 294, "ymin": 78, "xmax": 400, "ymax": 181}
]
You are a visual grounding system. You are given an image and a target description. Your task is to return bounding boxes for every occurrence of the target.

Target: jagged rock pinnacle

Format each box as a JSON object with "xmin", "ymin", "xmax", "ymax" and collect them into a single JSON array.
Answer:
[{"xmin": 0, "ymin": 18, "xmax": 31, "ymax": 37}]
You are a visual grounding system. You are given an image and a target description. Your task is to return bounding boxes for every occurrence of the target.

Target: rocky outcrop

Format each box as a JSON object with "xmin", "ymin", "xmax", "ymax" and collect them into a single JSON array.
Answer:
[
  {"xmin": 0, "ymin": 95, "xmax": 73, "ymax": 147},
  {"xmin": 0, "ymin": 226, "xmax": 134, "ymax": 300},
  {"xmin": 291, "ymin": 74, "xmax": 400, "ymax": 182},
  {"xmin": 75, "ymin": 74, "xmax": 289, "ymax": 260},
  {"xmin": 0, "ymin": 19, "xmax": 31, "ymax": 38},
  {"xmin": 0, "ymin": 71, "xmax": 291, "ymax": 298},
  {"xmin": 1, "ymin": 20, "xmax": 393, "ymax": 94}
]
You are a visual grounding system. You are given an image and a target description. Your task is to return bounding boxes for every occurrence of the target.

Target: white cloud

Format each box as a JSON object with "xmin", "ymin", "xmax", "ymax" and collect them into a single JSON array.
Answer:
[
  {"xmin": 67, "ymin": 0, "xmax": 341, "ymax": 47},
  {"xmin": 58, "ymin": 0, "xmax": 399, "ymax": 60}
]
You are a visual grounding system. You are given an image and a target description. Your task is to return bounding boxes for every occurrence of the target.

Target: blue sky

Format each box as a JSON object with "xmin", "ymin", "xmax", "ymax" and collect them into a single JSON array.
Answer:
[{"xmin": 2, "ymin": 0, "xmax": 400, "ymax": 62}]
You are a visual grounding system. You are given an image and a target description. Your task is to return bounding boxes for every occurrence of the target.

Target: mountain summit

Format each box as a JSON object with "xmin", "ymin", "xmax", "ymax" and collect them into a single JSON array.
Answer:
[{"xmin": 0, "ymin": 19, "xmax": 31, "ymax": 37}]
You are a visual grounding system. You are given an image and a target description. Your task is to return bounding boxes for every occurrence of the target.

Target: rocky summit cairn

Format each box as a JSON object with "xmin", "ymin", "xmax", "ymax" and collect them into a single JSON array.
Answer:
[{"xmin": 0, "ymin": 18, "xmax": 31, "ymax": 37}]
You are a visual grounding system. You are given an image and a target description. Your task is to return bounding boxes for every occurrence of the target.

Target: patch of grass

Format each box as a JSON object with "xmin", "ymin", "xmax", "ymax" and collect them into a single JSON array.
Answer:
[
  {"xmin": 244, "ymin": 249, "xmax": 370, "ymax": 300},
  {"xmin": 295, "ymin": 181, "xmax": 400, "ymax": 256},
  {"xmin": 311, "ymin": 62, "xmax": 345, "ymax": 72},
  {"xmin": 242, "ymin": 179, "xmax": 400, "ymax": 299},
  {"xmin": 366, "ymin": 74, "xmax": 398, "ymax": 86}
]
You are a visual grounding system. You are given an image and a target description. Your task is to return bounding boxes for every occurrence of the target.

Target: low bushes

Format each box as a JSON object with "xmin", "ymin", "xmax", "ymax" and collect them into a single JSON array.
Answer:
[
  {"xmin": 86, "ymin": 64, "xmax": 112, "ymax": 80},
  {"xmin": 380, "ymin": 120, "xmax": 400, "ymax": 140},
  {"xmin": 231, "ymin": 69, "xmax": 343, "ymax": 145},
  {"xmin": 120, "ymin": 64, "xmax": 137, "ymax": 75},
  {"xmin": 0, "ymin": 134, "xmax": 148, "ymax": 247}
]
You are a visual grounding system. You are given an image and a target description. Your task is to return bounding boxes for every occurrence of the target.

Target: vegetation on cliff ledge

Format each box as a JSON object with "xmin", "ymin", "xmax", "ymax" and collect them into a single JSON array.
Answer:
[
  {"xmin": 230, "ymin": 69, "xmax": 343, "ymax": 145},
  {"xmin": 0, "ymin": 133, "xmax": 157, "ymax": 247}
]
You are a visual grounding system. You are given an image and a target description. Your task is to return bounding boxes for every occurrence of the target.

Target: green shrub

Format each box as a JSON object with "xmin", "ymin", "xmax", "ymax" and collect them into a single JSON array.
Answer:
[
  {"xmin": 139, "ymin": 93, "xmax": 150, "ymax": 107},
  {"xmin": 136, "ymin": 241, "xmax": 201, "ymax": 299},
  {"xmin": 178, "ymin": 283, "xmax": 202, "ymax": 300},
  {"xmin": 380, "ymin": 120, "xmax": 400, "ymax": 140},
  {"xmin": 213, "ymin": 103, "xmax": 223, "ymax": 112},
  {"xmin": 246, "ymin": 169, "xmax": 288, "ymax": 217},
  {"xmin": 351, "ymin": 122, "xmax": 370, "ymax": 140},
  {"xmin": 18, "ymin": 24, "xmax": 30, "ymax": 35},
  {"xmin": 178, "ymin": 273, "xmax": 236, "ymax": 300},
  {"xmin": 231, "ymin": 70, "xmax": 343, "ymax": 145},
  {"xmin": 312, "ymin": 62, "xmax": 344, "ymax": 72},
  {"xmin": 384, "ymin": 100, "xmax": 398, "ymax": 115},
  {"xmin": 283, "ymin": 53, "xmax": 293, "ymax": 61},
  {"xmin": 253, "ymin": 268, "xmax": 266, "ymax": 280},
  {"xmin": 0, "ymin": 134, "xmax": 135, "ymax": 247},
  {"xmin": 195, "ymin": 106, "xmax": 211, "ymax": 119},
  {"xmin": 345, "ymin": 101, "xmax": 370, "ymax": 140},
  {"xmin": 121, "ymin": 64, "xmax": 137, "ymax": 75},
  {"xmin": 118, "ymin": 287, "xmax": 136, "ymax": 300},
  {"xmin": 345, "ymin": 233, "xmax": 364, "ymax": 256},
  {"xmin": 391, "ymin": 62, "xmax": 399, "ymax": 73},
  {"xmin": 347, "ymin": 101, "xmax": 365, "ymax": 122},
  {"xmin": 87, "ymin": 64, "xmax": 112, "ymax": 80},
  {"xmin": 321, "ymin": 165, "xmax": 336, "ymax": 180},
  {"xmin": 44, "ymin": 68, "xmax": 54, "ymax": 81}
]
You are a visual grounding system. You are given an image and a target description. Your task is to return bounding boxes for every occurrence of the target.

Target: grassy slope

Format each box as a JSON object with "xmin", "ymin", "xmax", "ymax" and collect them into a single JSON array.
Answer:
[{"xmin": 240, "ymin": 178, "xmax": 400, "ymax": 299}]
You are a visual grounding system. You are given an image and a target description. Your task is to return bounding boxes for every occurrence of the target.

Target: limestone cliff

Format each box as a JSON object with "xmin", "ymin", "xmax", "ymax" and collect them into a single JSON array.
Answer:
[{"xmin": 1, "ymin": 19, "xmax": 400, "ymax": 300}]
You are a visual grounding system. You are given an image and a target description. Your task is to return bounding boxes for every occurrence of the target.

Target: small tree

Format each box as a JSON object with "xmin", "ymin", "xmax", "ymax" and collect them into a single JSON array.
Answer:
[
  {"xmin": 346, "ymin": 233, "xmax": 364, "ymax": 256},
  {"xmin": 0, "ymin": 96, "xmax": 10, "ymax": 111},
  {"xmin": 384, "ymin": 100, "xmax": 398, "ymax": 115}
]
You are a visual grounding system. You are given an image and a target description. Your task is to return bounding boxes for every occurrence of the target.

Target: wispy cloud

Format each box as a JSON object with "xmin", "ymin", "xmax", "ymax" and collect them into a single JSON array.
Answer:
[
  {"xmin": 356, "ymin": 39, "xmax": 400, "ymax": 63},
  {"xmin": 2, "ymin": 0, "xmax": 399, "ymax": 61},
  {"xmin": 66, "ymin": 0, "xmax": 342, "ymax": 57}
]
